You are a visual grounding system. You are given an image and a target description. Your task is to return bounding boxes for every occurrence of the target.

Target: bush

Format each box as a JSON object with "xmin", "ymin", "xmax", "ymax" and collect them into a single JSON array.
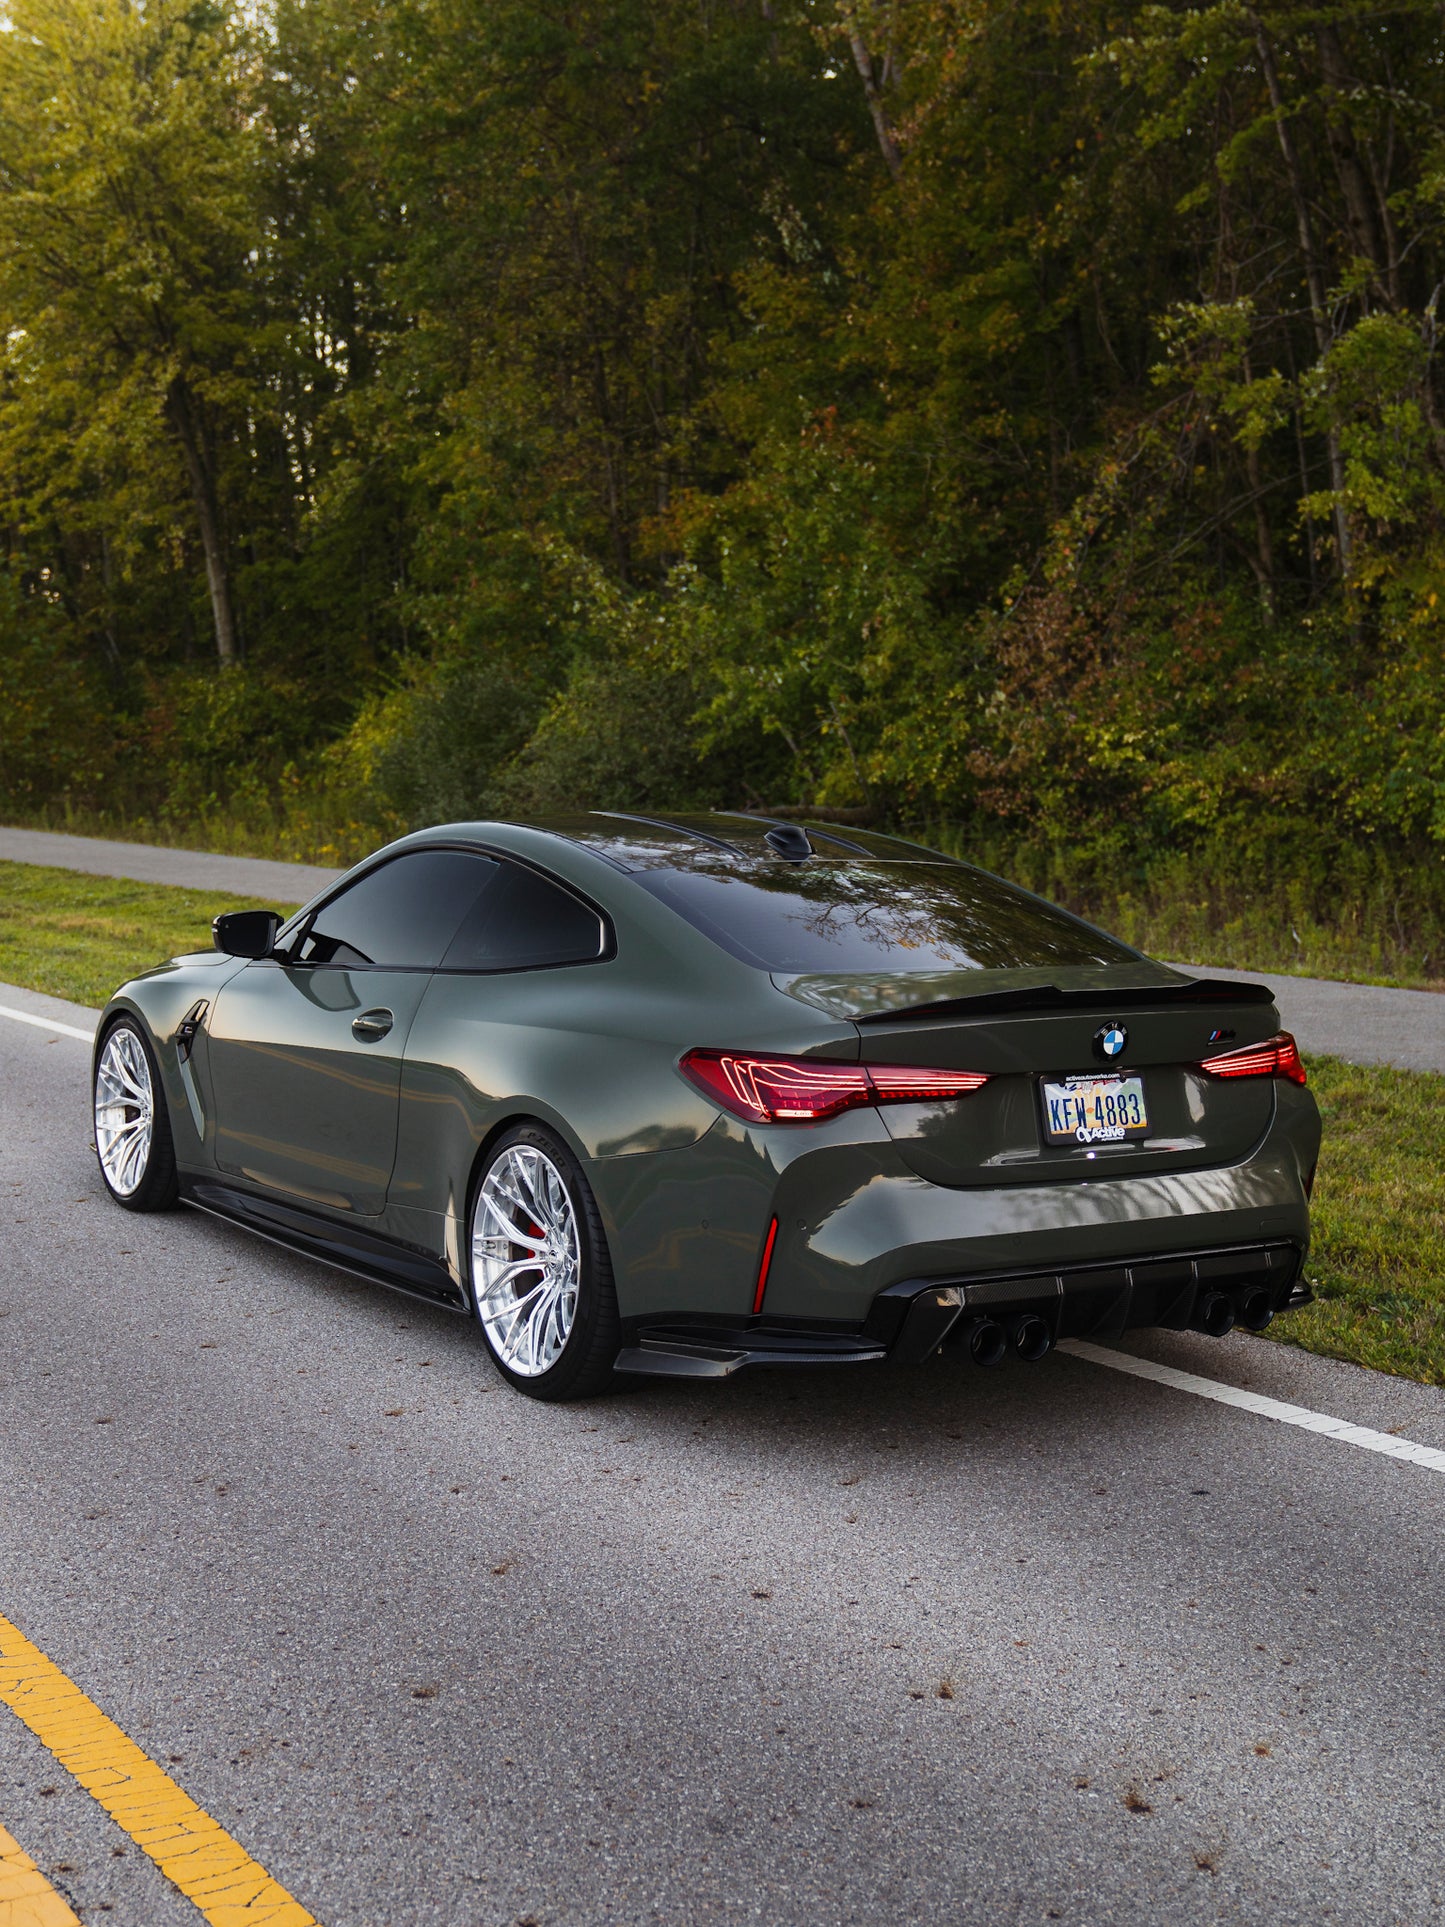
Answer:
[
  {"xmin": 342, "ymin": 652, "xmax": 553, "ymax": 827},
  {"xmin": 133, "ymin": 667, "xmax": 327, "ymax": 816},
  {"xmin": 493, "ymin": 655, "xmax": 747, "ymax": 817}
]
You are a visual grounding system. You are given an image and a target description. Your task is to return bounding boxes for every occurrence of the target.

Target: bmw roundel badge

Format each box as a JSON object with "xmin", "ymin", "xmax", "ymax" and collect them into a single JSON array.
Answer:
[{"xmin": 1094, "ymin": 1021, "xmax": 1128, "ymax": 1061}]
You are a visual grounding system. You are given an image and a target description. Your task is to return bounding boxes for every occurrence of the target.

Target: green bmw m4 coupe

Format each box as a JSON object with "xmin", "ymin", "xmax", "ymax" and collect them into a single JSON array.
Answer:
[{"xmin": 92, "ymin": 813, "xmax": 1320, "ymax": 1400}]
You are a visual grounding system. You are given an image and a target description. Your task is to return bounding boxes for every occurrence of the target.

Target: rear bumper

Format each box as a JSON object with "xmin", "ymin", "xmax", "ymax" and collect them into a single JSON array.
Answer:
[
  {"xmin": 616, "ymin": 1237, "xmax": 1307, "ymax": 1378},
  {"xmin": 601, "ymin": 1082, "xmax": 1319, "ymax": 1339}
]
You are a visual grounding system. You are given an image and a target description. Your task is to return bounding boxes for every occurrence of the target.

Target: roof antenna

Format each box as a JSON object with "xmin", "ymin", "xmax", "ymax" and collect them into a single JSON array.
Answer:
[{"xmin": 764, "ymin": 824, "xmax": 813, "ymax": 863}]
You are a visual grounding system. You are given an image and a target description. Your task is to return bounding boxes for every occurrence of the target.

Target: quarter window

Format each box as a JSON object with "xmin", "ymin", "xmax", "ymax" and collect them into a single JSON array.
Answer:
[{"xmin": 440, "ymin": 861, "xmax": 605, "ymax": 971}]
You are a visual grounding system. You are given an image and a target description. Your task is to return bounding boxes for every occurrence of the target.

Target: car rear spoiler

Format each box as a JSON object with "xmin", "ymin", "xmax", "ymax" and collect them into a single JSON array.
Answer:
[{"xmin": 854, "ymin": 977, "xmax": 1276, "ymax": 1025}]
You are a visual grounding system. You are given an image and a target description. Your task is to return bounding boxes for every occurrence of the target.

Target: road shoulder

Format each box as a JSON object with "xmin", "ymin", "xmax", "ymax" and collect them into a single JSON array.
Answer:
[
  {"xmin": 0, "ymin": 982, "xmax": 99, "ymax": 1034},
  {"xmin": 0, "ymin": 827, "xmax": 340, "ymax": 905}
]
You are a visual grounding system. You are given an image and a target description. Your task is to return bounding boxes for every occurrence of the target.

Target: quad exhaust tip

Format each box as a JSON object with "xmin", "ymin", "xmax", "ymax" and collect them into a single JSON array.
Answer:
[
  {"xmin": 1191, "ymin": 1285, "xmax": 1277, "ymax": 1337},
  {"xmin": 959, "ymin": 1313, "xmax": 1052, "ymax": 1366},
  {"xmin": 955, "ymin": 1283, "xmax": 1274, "ymax": 1362},
  {"xmin": 967, "ymin": 1317, "xmax": 1009, "ymax": 1368},
  {"xmin": 1192, "ymin": 1291, "xmax": 1237, "ymax": 1338},
  {"xmin": 1236, "ymin": 1285, "xmax": 1275, "ymax": 1332},
  {"xmin": 1013, "ymin": 1314, "xmax": 1052, "ymax": 1363}
]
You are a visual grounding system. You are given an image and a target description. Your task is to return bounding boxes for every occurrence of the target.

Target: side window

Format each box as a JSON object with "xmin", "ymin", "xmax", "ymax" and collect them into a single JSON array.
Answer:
[
  {"xmin": 295, "ymin": 851, "xmax": 501, "ymax": 968},
  {"xmin": 440, "ymin": 860, "xmax": 605, "ymax": 971}
]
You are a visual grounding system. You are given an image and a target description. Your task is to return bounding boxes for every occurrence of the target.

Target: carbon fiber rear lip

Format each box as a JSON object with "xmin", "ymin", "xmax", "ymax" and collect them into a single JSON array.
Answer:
[
  {"xmin": 866, "ymin": 1239, "xmax": 1305, "ymax": 1350},
  {"xmin": 620, "ymin": 1240, "xmax": 1307, "ymax": 1378}
]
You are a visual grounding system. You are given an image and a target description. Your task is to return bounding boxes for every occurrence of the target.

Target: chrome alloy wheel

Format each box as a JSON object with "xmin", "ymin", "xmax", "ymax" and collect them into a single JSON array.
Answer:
[
  {"xmin": 471, "ymin": 1144, "xmax": 581, "ymax": 1376},
  {"xmin": 94, "ymin": 1026, "xmax": 155, "ymax": 1197}
]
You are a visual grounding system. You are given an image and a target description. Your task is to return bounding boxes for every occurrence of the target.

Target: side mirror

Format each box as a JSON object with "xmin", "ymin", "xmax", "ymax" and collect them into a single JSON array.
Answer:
[{"xmin": 213, "ymin": 909, "xmax": 281, "ymax": 959}]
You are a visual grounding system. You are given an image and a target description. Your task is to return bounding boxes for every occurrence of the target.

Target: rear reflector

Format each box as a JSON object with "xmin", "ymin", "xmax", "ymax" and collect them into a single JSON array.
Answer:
[
  {"xmin": 753, "ymin": 1216, "xmax": 779, "ymax": 1315},
  {"xmin": 1199, "ymin": 1031, "xmax": 1307, "ymax": 1086},
  {"xmin": 679, "ymin": 1049, "xmax": 989, "ymax": 1125}
]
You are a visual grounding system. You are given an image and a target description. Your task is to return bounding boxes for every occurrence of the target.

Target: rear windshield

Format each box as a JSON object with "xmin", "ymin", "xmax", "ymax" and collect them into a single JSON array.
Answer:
[{"xmin": 633, "ymin": 863, "xmax": 1133, "ymax": 974}]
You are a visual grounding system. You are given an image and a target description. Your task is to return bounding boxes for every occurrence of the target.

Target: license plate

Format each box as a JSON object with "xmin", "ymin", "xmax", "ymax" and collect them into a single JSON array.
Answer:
[{"xmin": 1041, "ymin": 1074, "xmax": 1149, "ymax": 1146}]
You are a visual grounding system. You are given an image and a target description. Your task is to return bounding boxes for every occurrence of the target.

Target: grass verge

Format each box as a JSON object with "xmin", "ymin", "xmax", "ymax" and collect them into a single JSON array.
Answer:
[
  {"xmin": 1081, "ymin": 897, "xmax": 1443, "ymax": 994},
  {"xmin": 0, "ymin": 861, "xmax": 283, "ymax": 1008},
  {"xmin": 1280, "ymin": 1054, "xmax": 1445, "ymax": 1387},
  {"xmin": 0, "ymin": 864, "xmax": 1439, "ymax": 1385}
]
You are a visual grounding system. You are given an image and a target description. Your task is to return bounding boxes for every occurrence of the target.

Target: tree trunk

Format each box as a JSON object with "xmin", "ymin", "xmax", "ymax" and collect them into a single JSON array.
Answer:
[
  {"xmin": 1314, "ymin": 23, "xmax": 1392, "ymax": 302},
  {"xmin": 589, "ymin": 346, "xmax": 631, "ymax": 584},
  {"xmin": 99, "ymin": 530, "xmax": 121, "ymax": 667},
  {"xmin": 1252, "ymin": 15, "xmax": 1352, "ymax": 578},
  {"xmin": 841, "ymin": 7, "xmax": 902, "ymax": 182},
  {"xmin": 165, "ymin": 373, "xmax": 237, "ymax": 665}
]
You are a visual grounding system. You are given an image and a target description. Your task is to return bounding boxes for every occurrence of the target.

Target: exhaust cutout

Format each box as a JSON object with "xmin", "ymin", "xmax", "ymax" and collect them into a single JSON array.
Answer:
[
  {"xmin": 1237, "ymin": 1286, "xmax": 1275, "ymax": 1332},
  {"xmin": 1191, "ymin": 1291, "xmax": 1236, "ymax": 1338},
  {"xmin": 967, "ymin": 1317, "xmax": 1008, "ymax": 1368},
  {"xmin": 1012, "ymin": 1314, "xmax": 1052, "ymax": 1363}
]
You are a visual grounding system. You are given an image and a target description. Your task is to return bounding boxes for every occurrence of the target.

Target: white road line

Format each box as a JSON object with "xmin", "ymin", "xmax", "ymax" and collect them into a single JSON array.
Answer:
[
  {"xmin": 0, "ymin": 1003, "xmax": 95, "ymax": 1044},
  {"xmin": 1060, "ymin": 1338, "xmax": 1445, "ymax": 1474}
]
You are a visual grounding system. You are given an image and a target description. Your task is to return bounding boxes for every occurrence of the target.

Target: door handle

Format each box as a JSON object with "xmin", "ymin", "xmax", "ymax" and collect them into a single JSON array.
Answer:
[{"xmin": 352, "ymin": 1008, "xmax": 394, "ymax": 1040}]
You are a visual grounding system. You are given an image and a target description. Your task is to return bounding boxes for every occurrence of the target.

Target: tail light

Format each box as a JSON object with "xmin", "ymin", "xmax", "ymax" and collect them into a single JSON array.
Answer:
[
  {"xmin": 1199, "ymin": 1031, "xmax": 1307, "ymax": 1087},
  {"xmin": 679, "ymin": 1049, "xmax": 989, "ymax": 1125}
]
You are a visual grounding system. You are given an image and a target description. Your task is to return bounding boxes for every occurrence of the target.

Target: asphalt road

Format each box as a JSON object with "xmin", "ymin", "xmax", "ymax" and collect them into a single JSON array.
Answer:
[
  {"xmin": 1158, "ymin": 962, "xmax": 1445, "ymax": 1076},
  {"xmin": 0, "ymin": 825, "xmax": 341, "ymax": 907},
  {"xmin": 4, "ymin": 826, "xmax": 1444, "ymax": 1075},
  {"xmin": 3, "ymin": 982, "xmax": 1445, "ymax": 1926}
]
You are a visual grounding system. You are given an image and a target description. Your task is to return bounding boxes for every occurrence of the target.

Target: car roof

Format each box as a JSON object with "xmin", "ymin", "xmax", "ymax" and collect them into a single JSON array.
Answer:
[{"xmin": 476, "ymin": 811, "xmax": 962, "ymax": 872}]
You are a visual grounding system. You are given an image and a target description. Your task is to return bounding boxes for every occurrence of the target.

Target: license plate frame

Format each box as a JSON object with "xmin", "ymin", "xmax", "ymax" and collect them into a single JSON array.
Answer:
[{"xmin": 1040, "ymin": 1073, "xmax": 1150, "ymax": 1147}]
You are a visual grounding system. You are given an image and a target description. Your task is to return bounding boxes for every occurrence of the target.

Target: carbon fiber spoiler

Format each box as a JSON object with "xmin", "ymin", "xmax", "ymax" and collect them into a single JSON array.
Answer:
[{"xmin": 854, "ymin": 977, "xmax": 1276, "ymax": 1025}]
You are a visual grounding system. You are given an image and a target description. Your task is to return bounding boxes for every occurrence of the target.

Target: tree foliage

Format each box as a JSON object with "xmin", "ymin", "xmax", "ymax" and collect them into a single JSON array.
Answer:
[{"xmin": 0, "ymin": 0, "xmax": 1441, "ymax": 886}]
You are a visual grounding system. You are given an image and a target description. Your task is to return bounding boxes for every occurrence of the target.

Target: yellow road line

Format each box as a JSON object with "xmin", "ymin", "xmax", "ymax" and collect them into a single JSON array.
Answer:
[
  {"xmin": 0, "ymin": 1613, "xmax": 316, "ymax": 1927},
  {"xmin": 0, "ymin": 1819, "xmax": 81, "ymax": 1927}
]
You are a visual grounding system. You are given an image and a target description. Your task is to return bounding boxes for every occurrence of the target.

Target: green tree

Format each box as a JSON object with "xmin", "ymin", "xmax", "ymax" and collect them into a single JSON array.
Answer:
[{"xmin": 0, "ymin": 0, "xmax": 265, "ymax": 664}]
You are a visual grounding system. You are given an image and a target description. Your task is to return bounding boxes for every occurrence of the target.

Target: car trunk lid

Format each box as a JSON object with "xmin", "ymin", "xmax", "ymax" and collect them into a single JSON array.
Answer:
[{"xmin": 774, "ymin": 966, "xmax": 1282, "ymax": 1186}]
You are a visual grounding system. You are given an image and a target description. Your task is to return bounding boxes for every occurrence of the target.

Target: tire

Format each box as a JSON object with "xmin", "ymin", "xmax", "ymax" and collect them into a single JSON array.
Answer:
[
  {"xmin": 467, "ymin": 1122, "xmax": 621, "ymax": 1400},
  {"xmin": 93, "ymin": 1017, "xmax": 179, "ymax": 1213}
]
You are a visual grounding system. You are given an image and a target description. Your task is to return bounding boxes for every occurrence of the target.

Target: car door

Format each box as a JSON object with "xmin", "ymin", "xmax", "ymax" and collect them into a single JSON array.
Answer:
[
  {"xmin": 388, "ymin": 858, "xmax": 613, "ymax": 1221},
  {"xmin": 206, "ymin": 848, "xmax": 502, "ymax": 1215}
]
